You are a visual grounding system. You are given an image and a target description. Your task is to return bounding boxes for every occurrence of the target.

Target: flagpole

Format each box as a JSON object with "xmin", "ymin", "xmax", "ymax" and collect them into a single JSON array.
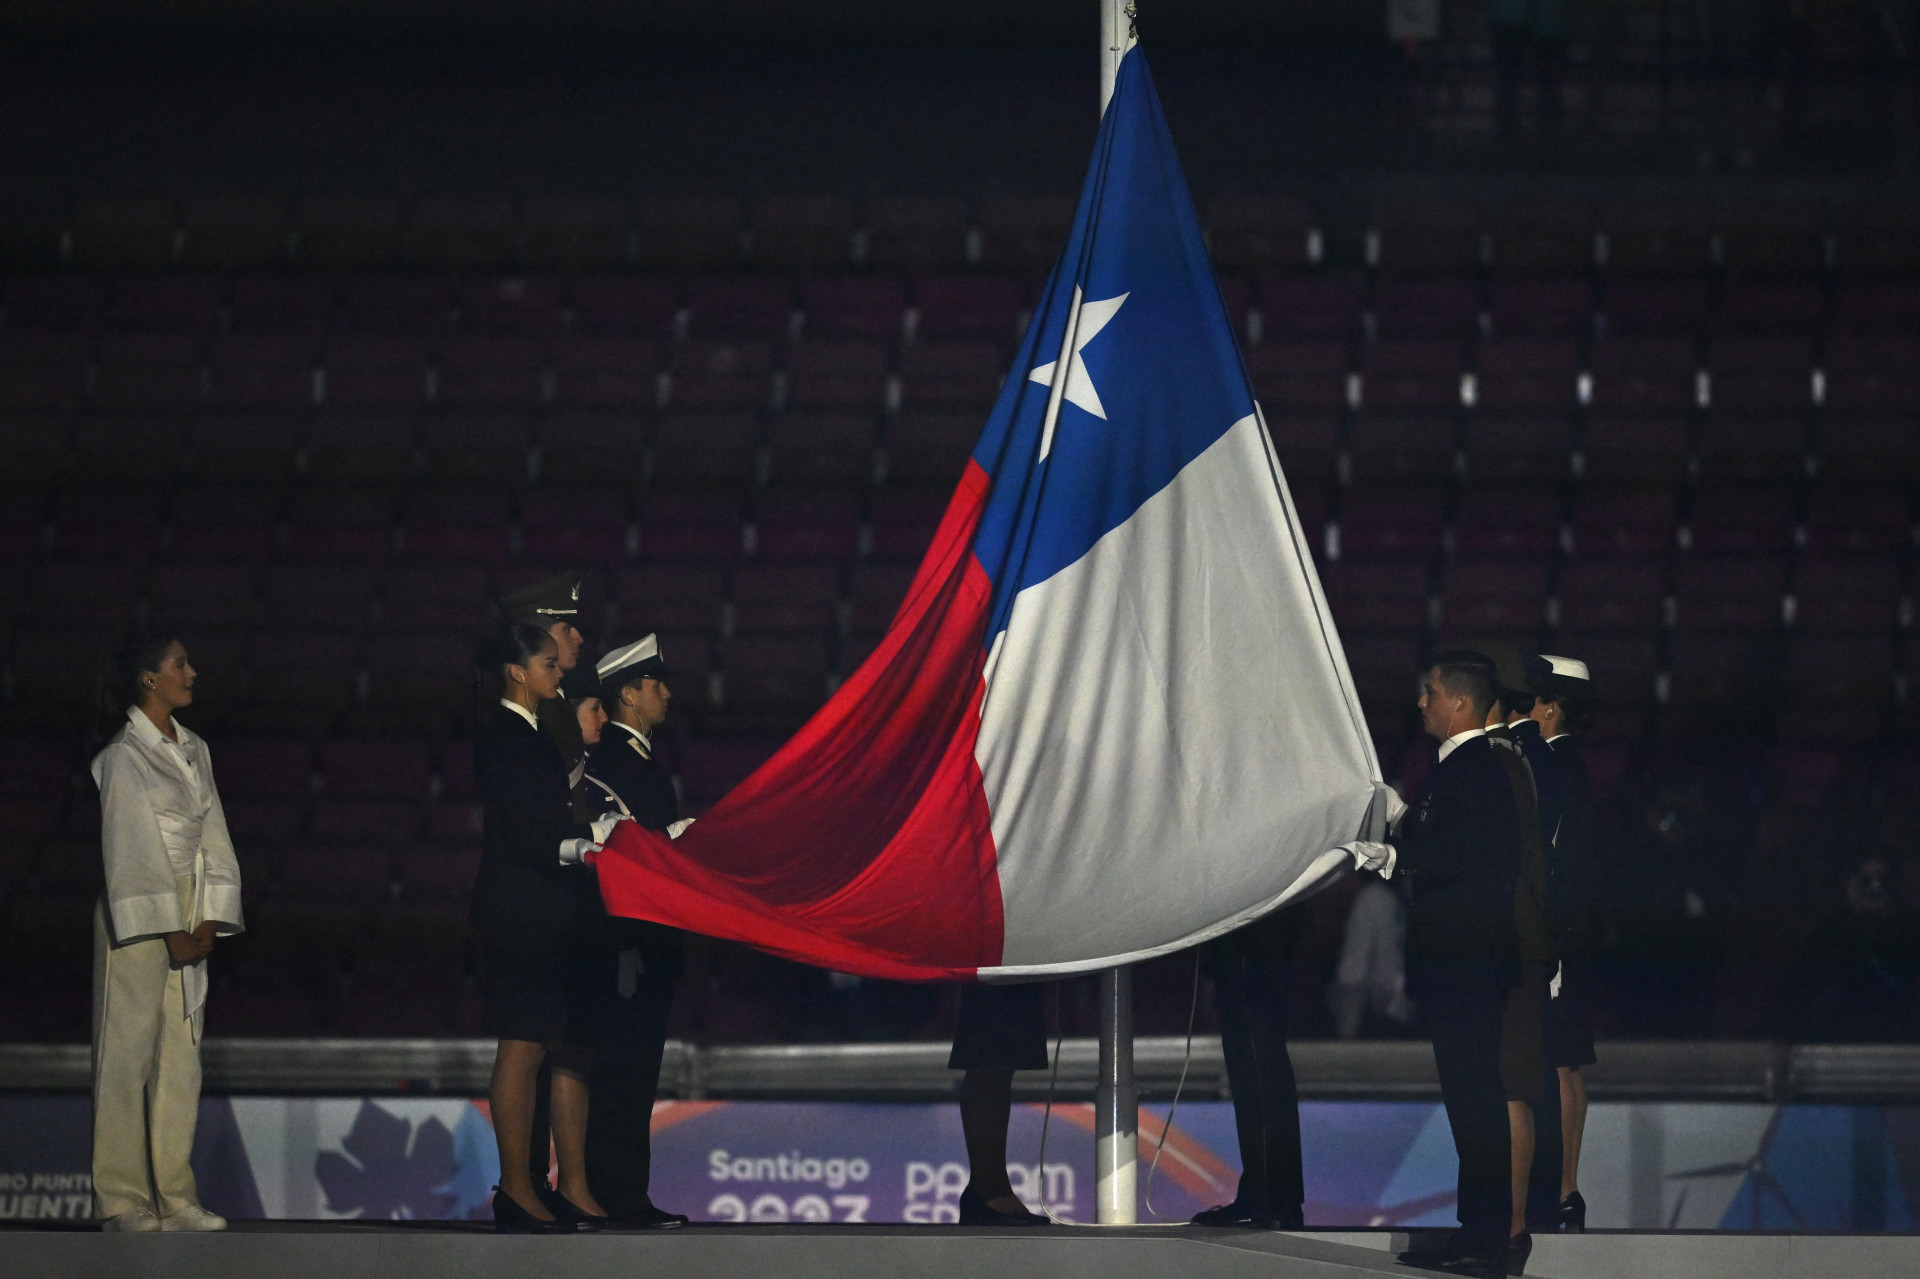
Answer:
[{"xmin": 1094, "ymin": 0, "xmax": 1139, "ymax": 1230}]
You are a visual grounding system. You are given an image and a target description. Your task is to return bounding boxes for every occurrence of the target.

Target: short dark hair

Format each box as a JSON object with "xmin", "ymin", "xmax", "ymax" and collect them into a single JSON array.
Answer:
[
  {"xmin": 1493, "ymin": 686, "xmax": 1536, "ymax": 719},
  {"xmin": 1430, "ymin": 649, "xmax": 1498, "ymax": 718}
]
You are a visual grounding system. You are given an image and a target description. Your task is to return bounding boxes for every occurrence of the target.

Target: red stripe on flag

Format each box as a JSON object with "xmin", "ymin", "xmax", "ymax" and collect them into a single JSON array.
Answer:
[{"xmin": 594, "ymin": 460, "xmax": 1002, "ymax": 980}]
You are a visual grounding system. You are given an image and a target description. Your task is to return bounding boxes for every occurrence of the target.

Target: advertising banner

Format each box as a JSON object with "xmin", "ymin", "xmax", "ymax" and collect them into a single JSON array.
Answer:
[{"xmin": 3, "ymin": 1095, "xmax": 1916, "ymax": 1231}]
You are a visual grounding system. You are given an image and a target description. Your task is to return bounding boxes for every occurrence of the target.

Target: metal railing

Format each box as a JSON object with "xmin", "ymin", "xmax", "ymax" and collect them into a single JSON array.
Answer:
[{"xmin": 5, "ymin": 1038, "xmax": 1918, "ymax": 1102}]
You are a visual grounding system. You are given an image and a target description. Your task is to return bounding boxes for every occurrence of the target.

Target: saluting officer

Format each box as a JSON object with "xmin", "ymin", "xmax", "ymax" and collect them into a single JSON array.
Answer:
[{"xmin": 579, "ymin": 635, "xmax": 691, "ymax": 1229}]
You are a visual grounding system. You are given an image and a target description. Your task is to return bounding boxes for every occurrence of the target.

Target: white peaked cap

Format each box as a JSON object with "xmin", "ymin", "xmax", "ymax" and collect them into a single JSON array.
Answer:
[
  {"xmin": 1539, "ymin": 654, "xmax": 1590, "ymax": 682},
  {"xmin": 595, "ymin": 634, "xmax": 665, "ymax": 689}
]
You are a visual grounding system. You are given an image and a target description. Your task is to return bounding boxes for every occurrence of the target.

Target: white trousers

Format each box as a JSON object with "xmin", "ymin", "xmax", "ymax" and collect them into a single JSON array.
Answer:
[{"xmin": 91, "ymin": 881, "xmax": 205, "ymax": 1220}]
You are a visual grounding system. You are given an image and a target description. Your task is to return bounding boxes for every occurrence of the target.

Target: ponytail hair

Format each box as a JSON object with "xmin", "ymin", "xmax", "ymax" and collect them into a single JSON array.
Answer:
[
  {"xmin": 473, "ymin": 621, "xmax": 557, "ymax": 723},
  {"xmin": 91, "ymin": 629, "xmax": 180, "ymax": 750}
]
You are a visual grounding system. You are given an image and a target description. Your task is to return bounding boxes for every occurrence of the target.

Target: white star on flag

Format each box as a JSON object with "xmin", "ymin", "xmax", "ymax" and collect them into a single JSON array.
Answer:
[{"xmin": 1029, "ymin": 287, "xmax": 1128, "ymax": 459}]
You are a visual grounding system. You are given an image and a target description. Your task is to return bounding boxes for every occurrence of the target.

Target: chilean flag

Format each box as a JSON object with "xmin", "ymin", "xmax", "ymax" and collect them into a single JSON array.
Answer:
[{"xmin": 596, "ymin": 48, "xmax": 1389, "ymax": 981}]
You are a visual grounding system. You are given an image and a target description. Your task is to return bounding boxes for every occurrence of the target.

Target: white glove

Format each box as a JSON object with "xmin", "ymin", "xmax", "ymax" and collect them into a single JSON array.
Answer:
[
  {"xmin": 1549, "ymin": 962, "xmax": 1563, "ymax": 999},
  {"xmin": 589, "ymin": 812, "xmax": 633, "ymax": 845},
  {"xmin": 1385, "ymin": 787, "xmax": 1408, "ymax": 831},
  {"xmin": 666, "ymin": 818, "xmax": 695, "ymax": 840},
  {"xmin": 558, "ymin": 838, "xmax": 596, "ymax": 866},
  {"xmin": 1341, "ymin": 840, "xmax": 1397, "ymax": 879}
]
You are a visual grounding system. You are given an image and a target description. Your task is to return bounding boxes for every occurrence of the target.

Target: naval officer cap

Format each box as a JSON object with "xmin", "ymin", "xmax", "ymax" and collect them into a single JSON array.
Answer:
[
  {"xmin": 1525, "ymin": 652, "xmax": 1592, "ymax": 696},
  {"xmin": 596, "ymin": 634, "xmax": 668, "ymax": 693},
  {"xmin": 500, "ymin": 571, "xmax": 581, "ymax": 624}
]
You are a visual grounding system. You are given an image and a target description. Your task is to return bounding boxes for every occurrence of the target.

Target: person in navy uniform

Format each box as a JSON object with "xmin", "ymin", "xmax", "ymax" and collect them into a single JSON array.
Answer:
[
  {"xmin": 1389, "ymin": 651, "xmax": 1525, "ymax": 1278},
  {"xmin": 496, "ymin": 571, "xmax": 589, "ymax": 1194},
  {"xmin": 471, "ymin": 621, "xmax": 629, "ymax": 1233},
  {"xmin": 1525, "ymin": 653, "xmax": 1600, "ymax": 1232},
  {"xmin": 1477, "ymin": 642, "xmax": 1563, "ymax": 1241},
  {"xmin": 1188, "ymin": 905, "xmax": 1308, "ymax": 1229},
  {"xmin": 578, "ymin": 635, "xmax": 692, "ymax": 1229}
]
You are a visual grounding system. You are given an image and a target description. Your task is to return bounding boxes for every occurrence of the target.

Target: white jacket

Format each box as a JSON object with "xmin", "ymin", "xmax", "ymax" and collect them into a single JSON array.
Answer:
[{"xmin": 92, "ymin": 707, "xmax": 245, "ymax": 1019}]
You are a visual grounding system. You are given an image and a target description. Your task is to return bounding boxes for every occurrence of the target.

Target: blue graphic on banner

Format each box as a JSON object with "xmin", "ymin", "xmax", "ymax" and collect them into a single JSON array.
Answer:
[{"xmin": 5, "ymin": 1095, "xmax": 1920, "ymax": 1229}]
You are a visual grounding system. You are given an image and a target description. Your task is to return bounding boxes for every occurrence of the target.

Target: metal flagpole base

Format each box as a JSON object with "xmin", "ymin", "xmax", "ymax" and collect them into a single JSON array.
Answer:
[{"xmin": 1095, "ymin": 964, "xmax": 1137, "ymax": 1223}]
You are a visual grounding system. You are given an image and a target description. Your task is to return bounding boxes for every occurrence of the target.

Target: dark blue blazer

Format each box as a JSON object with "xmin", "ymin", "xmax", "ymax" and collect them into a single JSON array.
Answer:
[
  {"xmin": 1546, "ymin": 734, "xmax": 1599, "ymax": 964},
  {"xmin": 470, "ymin": 705, "xmax": 597, "ymax": 948},
  {"xmin": 584, "ymin": 723, "xmax": 685, "ymax": 966},
  {"xmin": 1392, "ymin": 734, "xmax": 1524, "ymax": 982}
]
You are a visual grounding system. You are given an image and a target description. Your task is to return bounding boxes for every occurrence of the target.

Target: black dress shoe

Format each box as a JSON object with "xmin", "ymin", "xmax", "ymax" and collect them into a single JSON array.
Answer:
[
  {"xmin": 544, "ymin": 1192, "xmax": 609, "ymax": 1232},
  {"xmin": 605, "ymin": 1203, "xmax": 689, "ymax": 1230},
  {"xmin": 1506, "ymin": 1231, "xmax": 1532, "ymax": 1275},
  {"xmin": 956, "ymin": 1185, "xmax": 1049, "ymax": 1226},
  {"xmin": 1396, "ymin": 1228, "xmax": 1467, "ymax": 1268},
  {"xmin": 1190, "ymin": 1201, "xmax": 1275, "ymax": 1228},
  {"xmin": 1433, "ymin": 1241, "xmax": 1512, "ymax": 1279},
  {"xmin": 491, "ymin": 1186, "xmax": 574, "ymax": 1234},
  {"xmin": 1556, "ymin": 1191, "xmax": 1586, "ymax": 1233}
]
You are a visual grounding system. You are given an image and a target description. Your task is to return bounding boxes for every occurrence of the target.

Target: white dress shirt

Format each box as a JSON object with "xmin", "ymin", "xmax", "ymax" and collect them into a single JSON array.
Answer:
[
  {"xmin": 1435, "ymin": 726, "xmax": 1487, "ymax": 764},
  {"xmin": 92, "ymin": 708, "xmax": 245, "ymax": 1019}
]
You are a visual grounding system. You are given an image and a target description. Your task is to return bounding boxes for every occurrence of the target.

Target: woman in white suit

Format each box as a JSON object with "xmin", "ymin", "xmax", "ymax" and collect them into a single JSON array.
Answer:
[{"xmin": 90, "ymin": 633, "xmax": 243, "ymax": 1232}]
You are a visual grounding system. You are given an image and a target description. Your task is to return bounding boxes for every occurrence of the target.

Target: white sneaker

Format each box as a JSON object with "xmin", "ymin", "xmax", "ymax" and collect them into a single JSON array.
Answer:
[
  {"xmin": 159, "ymin": 1205, "xmax": 227, "ymax": 1232},
  {"xmin": 101, "ymin": 1207, "xmax": 162, "ymax": 1232}
]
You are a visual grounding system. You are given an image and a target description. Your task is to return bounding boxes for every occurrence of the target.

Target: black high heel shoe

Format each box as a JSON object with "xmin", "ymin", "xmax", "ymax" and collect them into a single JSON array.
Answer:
[
  {"xmin": 533, "ymin": 1181, "xmax": 608, "ymax": 1232},
  {"xmin": 956, "ymin": 1185, "xmax": 1049, "ymax": 1226},
  {"xmin": 1557, "ymin": 1191, "xmax": 1586, "ymax": 1233},
  {"xmin": 491, "ymin": 1186, "xmax": 575, "ymax": 1234}
]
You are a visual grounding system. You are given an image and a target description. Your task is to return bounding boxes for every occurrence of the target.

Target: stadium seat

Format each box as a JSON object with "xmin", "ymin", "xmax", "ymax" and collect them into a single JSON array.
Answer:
[
  {"xmin": 227, "ymin": 275, "xmax": 337, "ymax": 334},
  {"xmin": 800, "ymin": 278, "xmax": 908, "ymax": 339},
  {"xmin": 1245, "ymin": 340, "xmax": 1349, "ymax": 412},
  {"xmin": 1707, "ymin": 337, "xmax": 1817, "ymax": 412},
  {"xmin": 320, "ymin": 737, "xmax": 435, "ymax": 799},
  {"xmin": 550, "ymin": 335, "xmax": 659, "ymax": 411},
  {"xmin": 1803, "ymin": 484, "xmax": 1912, "ymax": 554},
  {"xmin": 751, "ymin": 487, "xmax": 861, "ymax": 561},
  {"xmin": 1696, "ymin": 412, "xmax": 1808, "ymax": 481},
  {"xmin": 897, "ymin": 338, "xmax": 1008, "ymax": 411},
  {"xmin": 1581, "ymin": 414, "xmax": 1692, "ymax": 484},
  {"xmin": 1439, "ymin": 556, "xmax": 1551, "ymax": 634},
  {"xmin": 182, "ymin": 196, "xmax": 292, "ymax": 269},
  {"xmin": 284, "ymin": 484, "xmax": 397, "ymax": 561},
  {"xmin": 1688, "ymin": 482, "xmax": 1801, "ymax": 554},
  {"xmin": 766, "ymin": 411, "xmax": 880, "ymax": 486},
  {"xmin": 912, "ymin": 277, "xmax": 1022, "ymax": 341},
  {"xmin": 650, "ymin": 411, "xmax": 761, "ymax": 487},
  {"xmin": 677, "ymin": 735, "xmax": 782, "ymax": 809},
  {"xmin": 410, "ymin": 196, "xmax": 518, "ymax": 268},
  {"xmin": 2, "ymin": 275, "xmax": 111, "ymax": 331},
  {"xmin": 522, "ymin": 197, "xmax": 631, "ymax": 271},
  {"xmin": 1815, "ymin": 414, "xmax": 1919, "ymax": 482},
  {"xmin": 1371, "ymin": 278, "xmax": 1481, "ymax": 339},
  {"xmin": 974, "ymin": 194, "xmax": 1075, "ymax": 272},
  {"xmin": 633, "ymin": 195, "xmax": 744, "ymax": 272},
  {"xmin": 1335, "ymin": 485, "xmax": 1447, "ymax": 558},
  {"xmin": 1346, "ymin": 412, "xmax": 1458, "ymax": 485},
  {"xmin": 321, "ymin": 335, "xmax": 430, "ymax": 409},
  {"xmin": 863, "ymin": 196, "xmax": 970, "ymax": 273},
  {"xmin": 782, "ymin": 338, "xmax": 890, "ymax": 412},
  {"xmin": 0, "ymin": 332, "xmax": 88, "ymax": 410},
  {"xmin": 520, "ymin": 485, "xmax": 631, "ymax": 562},
  {"xmin": 1322, "ymin": 558, "xmax": 1432, "ymax": 631},
  {"xmin": 49, "ymin": 485, "xmax": 165, "ymax": 560},
  {"xmin": 570, "ymin": 276, "xmax": 680, "ymax": 337},
  {"xmin": 183, "ymin": 414, "xmax": 302, "ymax": 482},
  {"xmin": 732, "ymin": 561, "xmax": 843, "ymax": 633},
  {"xmin": 1790, "ymin": 552, "xmax": 1903, "ymax": 634},
  {"xmin": 1830, "ymin": 284, "xmax": 1920, "ymax": 336},
  {"xmin": 1265, "ymin": 410, "xmax": 1340, "ymax": 482},
  {"xmin": 71, "ymin": 198, "xmax": 179, "ymax": 270},
  {"xmin": 297, "ymin": 196, "xmax": 408, "ymax": 267},
  {"xmin": 433, "ymin": 337, "xmax": 547, "ymax": 410},
  {"xmin": 276, "ymin": 841, "xmax": 398, "ymax": 893},
  {"xmin": 847, "ymin": 561, "xmax": 918, "ymax": 635},
  {"xmin": 685, "ymin": 279, "xmax": 796, "ymax": 342},
  {"xmin": 752, "ymin": 194, "xmax": 856, "ymax": 271},
  {"xmin": 1672, "ymin": 553, "xmax": 1789, "ymax": 631},
  {"xmin": 1598, "ymin": 199, "xmax": 1714, "ymax": 276},
  {"xmin": 1484, "ymin": 279, "xmax": 1594, "ymax": 338},
  {"xmin": 883, "ymin": 413, "xmax": 975, "ymax": 488},
  {"xmin": 1599, "ymin": 279, "xmax": 1709, "ymax": 336},
  {"xmin": 148, "ymin": 560, "xmax": 261, "ymax": 629},
  {"xmin": 206, "ymin": 333, "xmax": 318, "ymax": 410},
  {"xmin": 1569, "ymin": 484, "xmax": 1679, "ymax": 556},
  {"xmin": 73, "ymin": 413, "xmax": 191, "ymax": 478},
  {"xmin": 414, "ymin": 410, "xmax": 532, "ymax": 485},
  {"xmin": 1464, "ymin": 412, "xmax": 1574, "ymax": 484},
  {"xmin": 1715, "ymin": 283, "xmax": 1826, "ymax": 336},
  {"xmin": 360, "ymin": 630, "xmax": 474, "ymax": 728},
  {"xmin": 1556, "ymin": 555, "xmax": 1668, "ymax": 632},
  {"xmin": 395, "ymin": 485, "xmax": 511, "ymax": 567},
  {"xmin": 91, "ymin": 334, "xmax": 203, "ymax": 410},
  {"xmin": 380, "ymin": 560, "xmax": 492, "ymax": 630},
  {"xmin": 1357, "ymin": 338, "xmax": 1467, "ymax": 411},
  {"xmin": 1205, "ymin": 194, "xmax": 1314, "ymax": 273},
  {"xmin": 719, "ymin": 632, "xmax": 832, "ymax": 713},
  {"xmin": 613, "ymin": 562, "xmax": 727, "ymax": 633},
  {"xmin": 1452, "ymin": 485, "xmax": 1562, "ymax": 555},
  {"xmin": 639, "ymin": 487, "xmax": 748, "ymax": 560},
  {"xmin": 1486, "ymin": 197, "xmax": 1596, "ymax": 277},
  {"xmin": 1371, "ymin": 197, "xmax": 1483, "ymax": 276},
  {"xmin": 665, "ymin": 339, "xmax": 775, "ymax": 411},
  {"xmin": 167, "ymin": 479, "xmax": 283, "ymax": 557},
  {"xmin": 1254, "ymin": 273, "xmax": 1364, "ymax": 341},
  {"xmin": 339, "ymin": 276, "xmax": 452, "ymax": 334}
]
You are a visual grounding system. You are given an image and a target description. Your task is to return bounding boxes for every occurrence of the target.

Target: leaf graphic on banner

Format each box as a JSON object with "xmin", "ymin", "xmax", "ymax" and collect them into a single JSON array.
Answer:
[{"xmin": 315, "ymin": 1101, "xmax": 457, "ymax": 1220}]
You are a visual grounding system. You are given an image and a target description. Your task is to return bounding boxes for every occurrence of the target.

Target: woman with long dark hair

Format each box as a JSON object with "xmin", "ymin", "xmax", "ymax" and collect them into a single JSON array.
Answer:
[
  {"xmin": 472, "ymin": 621, "xmax": 625, "ymax": 1232},
  {"xmin": 90, "ymin": 632, "xmax": 243, "ymax": 1232}
]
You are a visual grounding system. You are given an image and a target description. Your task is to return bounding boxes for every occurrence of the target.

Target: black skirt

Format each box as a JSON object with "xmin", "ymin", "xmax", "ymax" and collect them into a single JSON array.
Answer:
[
  {"xmin": 482, "ymin": 937, "xmax": 596, "ymax": 1046},
  {"xmin": 1545, "ymin": 964, "xmax": 1599, "ymax": 1069},
  {"xmin": 1499, "ymin": 960, "xmax": 1552, "ymax": 1101},
  {"xmin": 948, "ymin": 981, "xmax": 1050, "ymax": 1072}
]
